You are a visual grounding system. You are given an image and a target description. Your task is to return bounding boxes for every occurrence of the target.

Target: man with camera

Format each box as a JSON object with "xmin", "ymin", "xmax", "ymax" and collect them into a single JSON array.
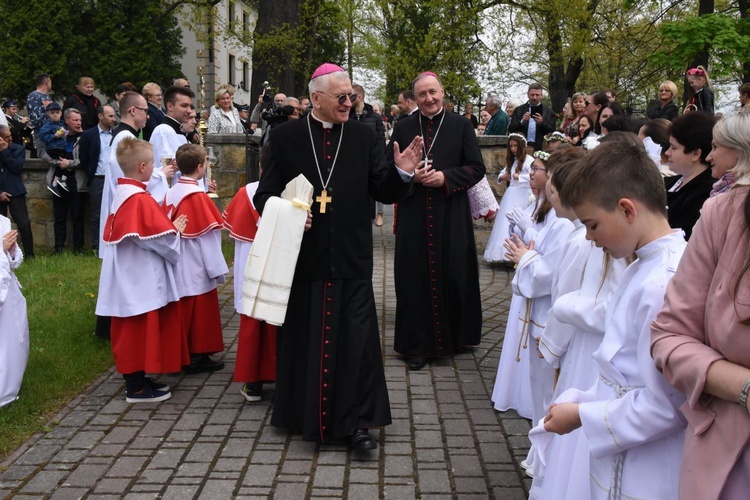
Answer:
[{"xmin": 508, "ymin": 83, "xmax": 556, "ymax": 152}]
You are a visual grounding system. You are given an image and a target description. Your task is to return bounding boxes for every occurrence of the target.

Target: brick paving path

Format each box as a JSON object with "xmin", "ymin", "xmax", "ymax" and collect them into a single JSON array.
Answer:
[{"xmin": 0, "ymin": 214, "xmax": 532, "ymax": 499}]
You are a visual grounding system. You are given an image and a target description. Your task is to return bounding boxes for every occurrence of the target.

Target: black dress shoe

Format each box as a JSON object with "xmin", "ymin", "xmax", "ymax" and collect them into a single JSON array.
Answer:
[
  {"xmin": 184, "ymin": 354, "xmax": 225, "ymax": 374},
  {"xmin": 349, "ymin": 429, "xmax": 377, "ymax": 451},
  {"xmin": 408, "ymin": 357, "xmax": 427, "ymax": 371}
]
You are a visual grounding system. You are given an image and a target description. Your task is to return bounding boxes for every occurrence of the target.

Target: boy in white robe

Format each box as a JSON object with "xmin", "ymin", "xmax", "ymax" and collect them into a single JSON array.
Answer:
[
  {"xmin": 96, "ymin": 138, "xmax": 189, "ymax": 403},
  {"xmin": 164, "ymin": 143, "xmax": 228, "ymax": 374},
  {"xmin": 531, "ymin": 149, "xmax": 624, "ymax": 499},
  {"xmin": 0, "ymin": 217, "xmax": 28, "ymax": 408},
  {"xmin": 543, "ymin": 141, "xmax": 687, "ymax": 499}
]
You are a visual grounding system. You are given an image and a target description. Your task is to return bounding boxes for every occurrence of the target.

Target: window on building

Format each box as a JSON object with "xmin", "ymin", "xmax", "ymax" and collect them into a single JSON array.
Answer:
[
  {"xmin": 228, "ymin": 2, "xmax": 235, "ymax": 31},
  {"xmin": 228, "ymin": 54, "xmax": 236, "ymax": 86},
  {"xmin": 242, "ymin": 61, "xmax": 249, "ymax": 91},
  {"xmin": 242, "ymin": 11, "xmax": 249, "ymax": 34}
]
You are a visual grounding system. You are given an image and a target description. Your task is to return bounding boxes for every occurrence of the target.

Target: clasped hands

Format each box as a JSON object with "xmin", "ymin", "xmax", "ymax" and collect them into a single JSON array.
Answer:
[
  {"xmin": 3, "ymin": 229, "xmax": 18, "ymax": 253},
  {"xmin": 393, "ymin": 136, "xmax": 445, "ymax": 188}
]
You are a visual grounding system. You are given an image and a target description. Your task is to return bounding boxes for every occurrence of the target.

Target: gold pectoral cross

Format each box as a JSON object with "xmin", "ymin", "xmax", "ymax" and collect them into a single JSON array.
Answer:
[{"xmin": 316, "ymin": 189, "xmax": 332, "ymax": 213}]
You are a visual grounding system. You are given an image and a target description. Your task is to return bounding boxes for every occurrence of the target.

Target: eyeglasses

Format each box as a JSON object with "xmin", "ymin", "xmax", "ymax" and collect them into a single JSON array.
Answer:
[
  {"xmin": 584, "ymin": 100, "xmax": 591, "ymax": 106},
  {"xmin": 320, "ymin": 92, "xmax": 358, "ymax": 105},
  {"xmin": 132, "ymin": 106, "xmax": 148, "ymax": 113},
  {"xmin": 530, "ymin": 166, "xmax": 547, "ymax": 173}
]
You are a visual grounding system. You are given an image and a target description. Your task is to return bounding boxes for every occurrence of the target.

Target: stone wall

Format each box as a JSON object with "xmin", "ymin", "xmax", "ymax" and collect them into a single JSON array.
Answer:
[{"xmin": 17, "ymin": 132, "xmax": 508, "ymax": 249}]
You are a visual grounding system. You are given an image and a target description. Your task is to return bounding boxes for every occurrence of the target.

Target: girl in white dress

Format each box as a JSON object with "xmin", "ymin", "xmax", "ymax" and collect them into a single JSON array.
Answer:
[
  {"xmin": 484, "ymin": 133, "xmax": 534, "ymax": 263},
  {"xmin": 0, "ymin": 215, "xmax": 29, "ymax": 408}
]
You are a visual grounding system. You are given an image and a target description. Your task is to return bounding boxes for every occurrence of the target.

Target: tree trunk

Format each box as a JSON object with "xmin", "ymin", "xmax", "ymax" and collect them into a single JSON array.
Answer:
[
  {"xmin": 250, "ymin": 0, "xmax": 302, "ymax": 100},
  {"xmin": 739, "ymin": 0, "xmax": 750, "ymax": 83},
  {"xmin": 684, "ymin": 0, "xmax": 714, "ymax": 105}
]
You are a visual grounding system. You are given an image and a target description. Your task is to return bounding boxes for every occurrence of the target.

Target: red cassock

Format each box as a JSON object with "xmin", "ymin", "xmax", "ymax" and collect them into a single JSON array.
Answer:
[{"xmin": 223, "ymin": 183, "xmax": 277, "ymax": 383}]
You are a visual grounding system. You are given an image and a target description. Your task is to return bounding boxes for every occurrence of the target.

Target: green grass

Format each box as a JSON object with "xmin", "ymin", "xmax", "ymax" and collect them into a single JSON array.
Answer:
[
  {"xmin": 0, "ymin": 251, "xmax": 113, "ymax": 462},
  {"xmin": 0, "ymin": 237, "xmax": 236, "ymax": 463}
]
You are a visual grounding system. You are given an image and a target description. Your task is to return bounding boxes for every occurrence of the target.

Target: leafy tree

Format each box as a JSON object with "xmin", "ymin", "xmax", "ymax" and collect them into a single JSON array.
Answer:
[
  {"xmin": 86, "ymin": 0, "xmax": 185, "ymax": 98},
  {"xmin": 0, "ymin": 0, "xmax": 184, "ymax": 105},
  {"xmin": 249, "ymin": 0, "xmax": 346, "ymax": 98},
  {"xmin": 0, "ymin": 0, "xmax": 86, "ymax": 103}
]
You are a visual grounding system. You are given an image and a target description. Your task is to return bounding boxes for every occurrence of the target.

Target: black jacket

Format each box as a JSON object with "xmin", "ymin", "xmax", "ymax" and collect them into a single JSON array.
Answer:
[{"xmin": 508, "ymin": 103, "xmax": 556, "ymax": 150}]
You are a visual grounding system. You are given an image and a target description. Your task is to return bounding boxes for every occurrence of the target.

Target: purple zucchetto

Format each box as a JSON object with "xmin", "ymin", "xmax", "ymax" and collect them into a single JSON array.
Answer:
[{"xmin": 311, "ymin": 63, "xmax": 345, "ymax": 80}]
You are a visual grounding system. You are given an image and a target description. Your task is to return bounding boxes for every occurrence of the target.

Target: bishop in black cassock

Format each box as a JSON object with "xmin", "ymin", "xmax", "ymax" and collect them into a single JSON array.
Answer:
[
  {"xmin": 254, "ymin": 64, "xmax": 423, "ymax": 449},
  {"xmin": 387, "ymin": 72, "xmax": 485, "ymax": 371}
]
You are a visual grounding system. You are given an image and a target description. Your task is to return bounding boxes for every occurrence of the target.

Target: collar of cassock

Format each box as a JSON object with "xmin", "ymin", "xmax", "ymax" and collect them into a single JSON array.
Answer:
[
  {"xmin": 420, "ymin": 107, "xmax": 445, "ymax": 120},
  {"xmin": 310, "ymin": 110, "xmax": 336, "ymax": 129},
  {"xmin": 163, "ymin": 115, "xmax": 186, "ymax": 135}
]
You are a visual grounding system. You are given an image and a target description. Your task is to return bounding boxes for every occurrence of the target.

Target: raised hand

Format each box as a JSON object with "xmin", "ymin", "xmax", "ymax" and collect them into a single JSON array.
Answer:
[{"xmin": 393, "ymin": 135, "xmax": 424, "ymax": 173}]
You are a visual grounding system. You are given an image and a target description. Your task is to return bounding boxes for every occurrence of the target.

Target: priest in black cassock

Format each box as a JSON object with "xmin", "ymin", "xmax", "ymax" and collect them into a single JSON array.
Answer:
[
  {"xmin": 388, "ymin": 72, "xmax": 485, "ymax": 371},
  {"xmin": 254, "ymin": 63, "xmax": 423, "ymax": 451}
]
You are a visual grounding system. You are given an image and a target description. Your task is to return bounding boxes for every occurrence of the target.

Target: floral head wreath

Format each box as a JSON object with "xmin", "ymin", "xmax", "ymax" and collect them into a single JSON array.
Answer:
[
  {"xmin": 686, "ymin": 67, "xmax": 707, "ymax": 77},
  {"xmin": 508, "ymin": 132, "xmax": 526, "ymax": 144},
  {"xmin": 544, "ymin": 132, "xmax": 568, "ymax": 144},
  {"xmin": 533, "ymin": 150, "xmax": 551, "ymax": 162}
]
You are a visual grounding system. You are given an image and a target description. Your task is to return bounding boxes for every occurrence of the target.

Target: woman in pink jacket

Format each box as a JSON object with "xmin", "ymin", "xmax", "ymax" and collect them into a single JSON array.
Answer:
[{"xmin": 652, "ymin": 112, "xmax": 750, "ymax": 499}]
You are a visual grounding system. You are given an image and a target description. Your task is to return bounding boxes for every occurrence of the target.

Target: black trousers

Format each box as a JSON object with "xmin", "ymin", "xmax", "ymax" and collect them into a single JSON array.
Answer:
[
  {"xmin": 53, "ymin": 178, "xmax": 84, "ymax": 252},
  {"xmin": 0, "ymin": 194, "xmax": 34, "ymax": 257}
]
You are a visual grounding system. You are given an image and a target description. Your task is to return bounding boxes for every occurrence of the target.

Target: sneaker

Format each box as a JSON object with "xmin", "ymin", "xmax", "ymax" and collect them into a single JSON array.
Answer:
[
  {"xmin": 125, "ymin": 385, "xmax": 172, "ymax": 403},
  {"xmin": 520, "ymin": 459, "xmax": 531, "ymax": 470},
  {"xmin": 240, "ymin": 382, "xmax": 262, "ymax": 402},
  {"xmin": 58, "ymin": 176, "xmax": 70, "ymax": 192},
  {"xmin": 145, "ymin": 377, "xmax": 170, "ymax": 392},
  {"xmin": 525, "ymin": 466, "xmax": 535, "ymax": 478},
  {"xmin": 47, "ymin": 181, "xmax": 63, "ymax": 198},
  {"xmin": 184, "ymin": 354, "xmax": 225, "ymax": 374}
]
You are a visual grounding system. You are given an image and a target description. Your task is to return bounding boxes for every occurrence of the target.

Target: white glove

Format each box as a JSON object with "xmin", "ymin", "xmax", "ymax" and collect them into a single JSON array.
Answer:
[{"xmin": 506, "ymin": 207, "xmax": 533, "ymax": 234}]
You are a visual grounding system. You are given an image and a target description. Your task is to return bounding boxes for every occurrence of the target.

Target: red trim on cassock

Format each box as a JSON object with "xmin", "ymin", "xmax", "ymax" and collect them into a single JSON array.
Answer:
[
  {"xmin": 180, "ymin": 289, "xmax": 225, "ymax": 354},
  {"xmin": 222, "ymin": 188, "xmax": 260, "ymax": 242},
  {"xmin": 171, "ymin": 192, "xmax": 225, "ymax": 239},
  {"xmin": 104, "ymin": 191, "xmax": 178, "ymax": 243},
  {"xmin": 110, "ymin": 301, "xmax": 188, "ymax": 374},
  {"xmin": 233, "ymin": 314, "xmax": 277, "ymax": 383}
]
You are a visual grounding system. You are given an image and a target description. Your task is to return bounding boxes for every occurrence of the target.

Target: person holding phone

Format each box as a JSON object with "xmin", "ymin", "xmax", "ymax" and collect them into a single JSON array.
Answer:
[{"xmin": 508, "ymin": 83, "xmax": 557, "ymax": 152}]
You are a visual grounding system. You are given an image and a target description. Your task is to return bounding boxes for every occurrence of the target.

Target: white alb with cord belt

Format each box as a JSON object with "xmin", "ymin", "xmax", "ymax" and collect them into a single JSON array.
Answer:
[{"xmin": 240, "ymin": 174, "xmax": 313, "ymax": 326}]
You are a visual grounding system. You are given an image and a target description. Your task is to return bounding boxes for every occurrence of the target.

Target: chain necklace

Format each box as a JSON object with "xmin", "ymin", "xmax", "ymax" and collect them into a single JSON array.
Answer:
[
  {"xmin": 418, "ymin": 110, "xmax": 446, "ymax": 166},
  {"xmin": 307, "ymin": 113, "xmax": 344, "ymax": 213}
]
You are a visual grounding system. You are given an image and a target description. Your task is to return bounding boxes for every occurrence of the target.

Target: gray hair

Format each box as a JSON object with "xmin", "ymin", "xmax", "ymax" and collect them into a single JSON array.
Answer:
[
  {"xmin": 486, "ymin": 96, "xmax": 503, "ymax": 109},
  {"xmin": 282, "ymin": 97, "xmax": 299, "ymax": 107},
  {"xmin": 0, "ymin": 125, "xmax": 8, "ymax": 134},
  {"xmin": 713, "ymin": 111, "xmax": 750, "ymax": 179},
  {"xmin": 64, "ymin": 108, "xmax": 81, "ymax": 119},
  {"xmin": 308, "ymin": 71, "xmax": 350, "ymax": 95}
]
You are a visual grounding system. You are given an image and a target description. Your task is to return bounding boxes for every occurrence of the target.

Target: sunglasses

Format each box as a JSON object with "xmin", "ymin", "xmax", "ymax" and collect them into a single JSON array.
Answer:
[{"xmin": 321, "ymin": 92, "xmax": 358, "ymax": 105}]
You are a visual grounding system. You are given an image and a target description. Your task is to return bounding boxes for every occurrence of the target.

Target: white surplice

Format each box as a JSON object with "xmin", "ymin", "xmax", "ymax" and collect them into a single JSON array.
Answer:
[
  {"xmin": 554, "ymin": 230, "xmax": 687, "ymax": 500},
  {"xmin": 512, "ymin": 207, "xmax": 575, "ymax": 424},
  {"xmin": 0, "ymin": 215, "xmax": 29, "ymax": 408},
  {"xmin": 96, "ymin": 182, "xmax": 182, "ymax": 318}
]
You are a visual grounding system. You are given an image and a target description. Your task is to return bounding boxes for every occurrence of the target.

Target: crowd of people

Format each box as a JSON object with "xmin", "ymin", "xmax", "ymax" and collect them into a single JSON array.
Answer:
[
  {"xmin": 2, "ymin": 61, "xmax": 750, "ymax": 498},
  {"xmin": 482, "ymin": 67, "xmax": 750, "ymax": 499}
]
